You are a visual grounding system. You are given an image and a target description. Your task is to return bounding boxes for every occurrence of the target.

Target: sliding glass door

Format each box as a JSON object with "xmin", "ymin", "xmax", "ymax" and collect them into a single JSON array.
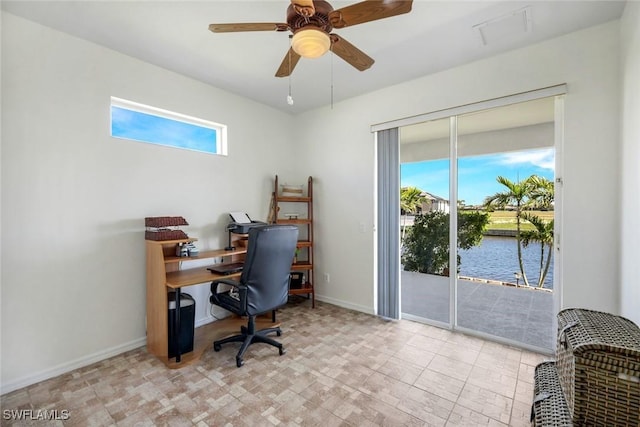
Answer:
[
  {"xmin": 394, "ymin": 91, "xmax": 562, "ymax": 352},
  {"xmin": 400, "ymin": 117, "xmax": 452, "ymax": 326},
  {"xmin": 455, "ymin": 99, "xmax": 556, "ymax": 350}
]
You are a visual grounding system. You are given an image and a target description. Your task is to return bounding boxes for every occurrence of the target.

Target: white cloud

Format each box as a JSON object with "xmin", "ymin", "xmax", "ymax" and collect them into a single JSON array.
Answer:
[{"xmin": 497, "ymin": 148, "xmax": 554, "ymax": 171}]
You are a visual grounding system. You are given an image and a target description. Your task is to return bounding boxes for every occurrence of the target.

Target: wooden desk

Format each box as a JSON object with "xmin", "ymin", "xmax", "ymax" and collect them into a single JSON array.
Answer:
[{"xmin": 146, "ymin": 238, "xmax": 268, "ymax": 367}]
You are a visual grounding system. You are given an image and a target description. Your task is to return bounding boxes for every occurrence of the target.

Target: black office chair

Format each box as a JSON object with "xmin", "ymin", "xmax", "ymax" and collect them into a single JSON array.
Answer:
[{"xmin": 210, "ymin": 224, "xmax": 298, "ymax": 367}]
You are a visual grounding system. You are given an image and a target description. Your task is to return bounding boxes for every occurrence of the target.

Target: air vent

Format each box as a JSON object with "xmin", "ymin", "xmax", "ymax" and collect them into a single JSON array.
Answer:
[{"xmin": 473, "ymin": 6, "xmax": 532, "ymax": 46}]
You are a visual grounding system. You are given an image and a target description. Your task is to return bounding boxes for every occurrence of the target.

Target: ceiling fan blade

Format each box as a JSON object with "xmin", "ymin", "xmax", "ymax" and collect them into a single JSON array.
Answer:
[
  {"xmin": 275, "ymin": 48, "xmax": 302, "ymax": 77},
  {"xmin": 208, "ymin": 23, "xmax": 289, "ymax": 33},
  {"xmin": 330, "ymin": 34, "xmax": 374, "ymax": 71},
  {"xmin": 329, "ymin": 0, "xmax": 413, "ymax": 29},
  {"xmin": 291, "ymin": 0, "xmax": 316, "ymax": 17}
]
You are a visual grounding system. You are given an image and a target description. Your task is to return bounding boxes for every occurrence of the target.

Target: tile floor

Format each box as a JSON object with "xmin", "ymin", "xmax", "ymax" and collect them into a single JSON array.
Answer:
[{"xmin": 1, "ymin": 301, "xmax": 549, "ymax": 426}]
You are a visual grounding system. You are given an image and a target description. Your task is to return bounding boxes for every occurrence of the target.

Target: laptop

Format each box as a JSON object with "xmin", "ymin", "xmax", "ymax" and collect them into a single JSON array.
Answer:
[{"xmin": 208, "ymin": 262, "xmax": 244, "ymax": 275}]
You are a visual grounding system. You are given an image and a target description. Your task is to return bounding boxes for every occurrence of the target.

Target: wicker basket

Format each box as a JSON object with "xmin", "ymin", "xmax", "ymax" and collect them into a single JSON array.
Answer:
[
  {"xmin": 144, "ymin": 229, "xmax": 188, "ymax": 241},
  {"xmin": 145, "ymin": 216, "xmax": 189, "ymax": 241},
  {"xmin": 145, "ymin": 216, "xmax": 189, "ymax": 228},
  {"xmin": 556, "ymin": 308, "xmax": 640, "ymax": 426},
  {"xmin": 531, "ymin": 361, "xmax": 573, "ymax": 426}
]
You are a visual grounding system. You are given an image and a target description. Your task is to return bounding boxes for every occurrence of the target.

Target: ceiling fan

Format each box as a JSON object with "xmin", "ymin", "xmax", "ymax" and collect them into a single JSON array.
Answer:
[{"xmin": 209, "ymin": 0, "xmax": 413, "ymax": 77}]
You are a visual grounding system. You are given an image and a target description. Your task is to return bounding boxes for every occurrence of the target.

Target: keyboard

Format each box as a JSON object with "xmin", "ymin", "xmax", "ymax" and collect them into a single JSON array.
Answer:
[{"xmin": 207, "ymin": 262, "xmax": 244, "ymax": 275}]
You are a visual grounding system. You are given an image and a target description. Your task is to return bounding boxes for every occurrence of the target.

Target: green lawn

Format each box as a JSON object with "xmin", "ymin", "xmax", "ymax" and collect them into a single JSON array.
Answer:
[
  {"xmin": 403, "ymin": 210, "xmax": 554, "ymax": 232},
  {"xmin": 480, "ymin": 210, "xmax": 554, "ymax": 232}
]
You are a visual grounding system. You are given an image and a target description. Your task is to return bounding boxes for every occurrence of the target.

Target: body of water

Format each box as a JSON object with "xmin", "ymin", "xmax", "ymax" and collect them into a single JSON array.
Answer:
[{"xmin": 458, "ymin": 235, "xmax": 554, "ymax": 288}]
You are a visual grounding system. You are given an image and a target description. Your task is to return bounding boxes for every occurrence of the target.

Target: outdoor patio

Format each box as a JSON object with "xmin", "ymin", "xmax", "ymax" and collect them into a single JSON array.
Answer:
[{"xmin": 401, "ymin": 271, "xmax": 556, "ymax": 352}]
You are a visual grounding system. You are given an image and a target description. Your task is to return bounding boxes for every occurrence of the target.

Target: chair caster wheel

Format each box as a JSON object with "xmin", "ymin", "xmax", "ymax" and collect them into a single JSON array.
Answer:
[
  {"xmin": 279, "ymin": 347, "xmax": 286, "ymax": 356},
  {"xmin": 236, "ymin": 358, "xmax": 244, "ymax": 367},
  {"xmin": 213, "ymin": 343, "xmax": 221, "ymax": 352},
  {"xmin": 276, "ymin": 330, "xmax": 282, "ymax": 337}
]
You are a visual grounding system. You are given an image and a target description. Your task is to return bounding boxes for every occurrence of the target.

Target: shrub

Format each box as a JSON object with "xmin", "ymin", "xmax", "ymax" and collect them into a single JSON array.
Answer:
[{"xmin": 402, "ymin": 211, "xmax": 489, "ymax": 275}]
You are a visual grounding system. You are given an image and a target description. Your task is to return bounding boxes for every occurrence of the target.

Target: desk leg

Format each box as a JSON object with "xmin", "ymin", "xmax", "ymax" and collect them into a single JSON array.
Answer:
[{"xmin": 174, "ymin": 288, "xmax": 181, "ymax": 363}]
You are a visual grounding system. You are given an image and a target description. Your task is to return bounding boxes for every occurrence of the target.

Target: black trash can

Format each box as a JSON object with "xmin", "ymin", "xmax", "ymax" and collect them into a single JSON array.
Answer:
[{"xmin": 168, "ymin": 292, "xmax": 195, "ymax": 358}]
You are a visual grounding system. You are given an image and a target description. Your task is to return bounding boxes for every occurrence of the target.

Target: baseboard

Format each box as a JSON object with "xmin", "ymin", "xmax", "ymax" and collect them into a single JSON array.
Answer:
[
  {"xmin": 1, "ymin": 337, "xmax": 146, "ymax": 396},
  {"xmin": 315, "ymin": 294, "xmax": 375, "ymax": 315},
  {"xmin": 195, "ymin": 316, "xmax": 215, "ymax": 328}
]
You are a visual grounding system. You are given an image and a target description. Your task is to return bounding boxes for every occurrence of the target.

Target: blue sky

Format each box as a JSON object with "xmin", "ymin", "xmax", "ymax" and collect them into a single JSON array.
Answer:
[
  {"xmin": 401, "ymin": 148, "xmax": 555, "ymax": 206},
  {"xmin": 111, "ymin": 106, "xmax": 217, "ymax": 154}
]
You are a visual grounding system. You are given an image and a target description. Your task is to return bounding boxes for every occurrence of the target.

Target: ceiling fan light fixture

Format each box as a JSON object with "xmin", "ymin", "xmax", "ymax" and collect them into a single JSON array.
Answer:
[{"xmin": 291, "ymin": 28, "xmax": 331, "ymax": 58}]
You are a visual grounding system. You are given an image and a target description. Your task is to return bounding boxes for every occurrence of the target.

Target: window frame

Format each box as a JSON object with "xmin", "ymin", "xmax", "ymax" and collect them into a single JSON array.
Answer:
[{"xmin": 110, "ymin": 96, "xmax": 228, "ymax": 156}]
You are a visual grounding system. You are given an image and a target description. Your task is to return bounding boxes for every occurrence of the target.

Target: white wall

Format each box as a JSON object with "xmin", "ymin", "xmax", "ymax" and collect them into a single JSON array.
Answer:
[
  {"xmin": 1, "ymin": 10, "xmax": 633, "ymax": 395},
  {"xmin": 297, "ymin": 21, "xmax": 622, "ymax": 317},
  {"xmin": 0, "ymin": 13, "xmax": 294, "ymax": 392},
  {"xmin": 620, "ymin": 2, "xmax": 640, "ymax": 326}
]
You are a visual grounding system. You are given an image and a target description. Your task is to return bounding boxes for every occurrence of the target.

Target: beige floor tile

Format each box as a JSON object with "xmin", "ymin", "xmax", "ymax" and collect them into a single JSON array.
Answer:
[
  {"xmin": 427, "ymin": 354, "xmax": 474, "ymax": 382},
  {"xmin": 376, "ymin": 356, "xmax": 424, "ymax": 385},
  {"xmin": 393, "ymin": 343, "xmax": 437, "ymax": 368},
  {"xmin": 406, "ymin": 334, "xmax": 447, "ymax": 354},
  {"xmin": 474, "ymin": 351, "xmax": 521, "ymax": 378},
  {"xmin": 466, "ymin": 364, "xmax": 518, "ymax": 398},
  {"xmin": 396, "ymin": 318, "xmax": 428, "ymax": 333},
  {"xmin": 414, "ymin": 368, "xmax": 465, "ymax": 402},
  {"xmin": 446, "ymin": 403, "xmax": 509, "ymax": 426},
  {"xmin": 510, "ymin": 399, "xmax": 535, "ymax": 427},
  {"xmin": 343, "ymin": 345, "xmax": 392, "ymax": 371},
  {"xmin": 436, "ymin": 341, "xmax": 481, "ymax": 365},
  {"xmin": 0, "ymin": 302, "xmax": 547, "ymax": 427},
  {"xmin": 513, "ymin": 378, "xmax": 535, "ymax": 405},
  {"xmin": 358, "ymin": 371, "xmax": 413, "ymax": 407},
  {"xmin": 417, "ymin": 324, "xmax": 456, "ymax": 342},
  {"xmin": 397, "ymin": 386, "xmax": 455, "ymax": 425},
  {"xmin": 457, "ymin": 382, "xmax": 513, "ymax": 424},
  {"xmin": 520, "ymin": 350, "xmax": 551, "ymax": 367},
  {"xmin": 446, "ymin": 331, "xmax": 486, "ymax": 350},
  {"xmin": 349, "ymin": 393, "xmax": 425, "ymax": 426},
  {"xmin": 517, "ymin": 360, "xmax": 538, "ymax": 384}
]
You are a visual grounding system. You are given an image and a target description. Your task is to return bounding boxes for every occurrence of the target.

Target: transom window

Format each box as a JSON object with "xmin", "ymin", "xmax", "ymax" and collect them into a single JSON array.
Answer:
[{"xmin": 110, "ymin": 97, "xmax": 227, "ymax": 155}]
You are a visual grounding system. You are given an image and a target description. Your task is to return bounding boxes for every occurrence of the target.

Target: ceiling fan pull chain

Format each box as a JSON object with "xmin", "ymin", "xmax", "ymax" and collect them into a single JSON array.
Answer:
[
  {"xmin": 330, "ymin": 45, "xmax": 334, "ymax": 110},
  {"xmin": 287, "ymin": 41, "xmax": 294, "ymax": 106}
]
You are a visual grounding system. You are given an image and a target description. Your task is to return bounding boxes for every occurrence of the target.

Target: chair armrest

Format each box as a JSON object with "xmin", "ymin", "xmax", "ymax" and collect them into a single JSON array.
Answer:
[
  {"xmin": 210, "ymin": 280, "xmax": 248, "ymax": 308},
  {"xmin": 211, "ymin": 278, "xmax": 244, "ymax": 293}
]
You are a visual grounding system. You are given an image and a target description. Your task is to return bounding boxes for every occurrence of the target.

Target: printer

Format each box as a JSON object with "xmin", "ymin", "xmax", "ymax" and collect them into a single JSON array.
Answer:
[
  {"xmin": 225, "ymin": 212, "xmax": 267, "ymax": 250},
  {"xmin": 227, "ymin": 212, "xmax": 267, "ymax": 233}
]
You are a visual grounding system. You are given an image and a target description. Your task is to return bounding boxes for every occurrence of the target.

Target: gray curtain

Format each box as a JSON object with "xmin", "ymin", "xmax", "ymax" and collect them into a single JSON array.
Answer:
[{"xmin": 376, "ymin": 128, "xmax": 400, "ymax": 319}]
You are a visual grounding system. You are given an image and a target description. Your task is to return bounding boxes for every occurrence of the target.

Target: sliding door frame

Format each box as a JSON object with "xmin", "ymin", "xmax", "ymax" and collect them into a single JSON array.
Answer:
[
  {"xmin": 374, "ymin": 85, "xmax": 566, "ymax": 351},
  {"xmin": 449, "ymin": 116, "xmax": 458, "ymax": 327}
]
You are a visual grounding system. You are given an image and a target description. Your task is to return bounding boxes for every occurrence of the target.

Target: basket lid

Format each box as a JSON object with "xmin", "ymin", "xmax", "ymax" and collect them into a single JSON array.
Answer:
[{"xmin": 558, "ymin": 308, "xmax": 640, "ymax": 355}]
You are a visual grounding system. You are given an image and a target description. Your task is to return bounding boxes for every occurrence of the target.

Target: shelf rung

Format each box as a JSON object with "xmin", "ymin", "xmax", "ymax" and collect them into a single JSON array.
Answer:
[
  {"xmin": 289, "ymin": 287, "xmax": 313, "ymax": 295},
  {"xmin": 291, "ymin": 263, "xmax": 312, "ymax": 270},
  {"xmin": 276, "ymin": 196, "xmax": 311, "ymax": 202},
  {"xmin": 277, "ymin": 219, "xmax": 312, "ymax": 225}
]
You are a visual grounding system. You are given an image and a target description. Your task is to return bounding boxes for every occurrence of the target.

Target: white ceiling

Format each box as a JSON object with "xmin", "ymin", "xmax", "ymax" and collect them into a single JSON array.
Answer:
[{"xmin": 1, "ymin": 1, "xmax": 626, "ymax": 115}]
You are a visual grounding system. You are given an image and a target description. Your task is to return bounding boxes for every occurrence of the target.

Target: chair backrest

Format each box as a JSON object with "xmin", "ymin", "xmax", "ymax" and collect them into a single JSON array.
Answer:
[{"xmin": 240, "ymin": 225, "xmax": 298, "ymax": 316}]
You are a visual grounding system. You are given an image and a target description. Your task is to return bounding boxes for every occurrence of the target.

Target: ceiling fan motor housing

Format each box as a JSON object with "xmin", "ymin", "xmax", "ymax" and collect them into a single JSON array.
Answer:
[{"xmin": 287, "ymin": 0, "xmax": 334, "ymax": 34}]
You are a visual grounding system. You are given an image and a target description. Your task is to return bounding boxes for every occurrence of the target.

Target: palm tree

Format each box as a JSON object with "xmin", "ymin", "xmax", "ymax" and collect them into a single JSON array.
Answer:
[
  {"xmin": 520, "ymin": 213, "xmax": 554, "ymax": 288},
  {"xmin": 528, "ymin": 175, "xmax": 555, "ymax": 210},
  {"xmin": 483, "ymin": 176, "xmax": 535, "ymax": 286},
  {"xmin": 520, "ymin": 175, "xmax": 555, "ymax": 288},
  {"xmin": 400, "ymin": 187, "xmax": 425, "ymax": 240}
]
